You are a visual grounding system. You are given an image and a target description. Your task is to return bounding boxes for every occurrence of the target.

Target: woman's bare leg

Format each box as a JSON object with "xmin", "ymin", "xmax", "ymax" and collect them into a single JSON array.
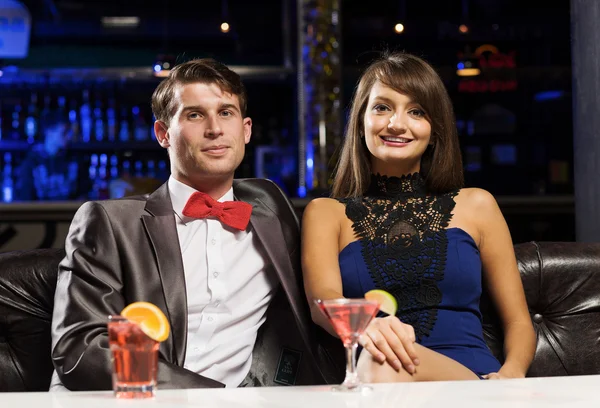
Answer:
[{"xmin": 357, "ymin": 343, "xmax": 479, "ymax": 383}]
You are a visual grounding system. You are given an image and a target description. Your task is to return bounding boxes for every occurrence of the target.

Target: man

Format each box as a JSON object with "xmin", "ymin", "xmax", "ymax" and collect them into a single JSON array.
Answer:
[{"xmin": 50, "ymin": 59, "xmax": 339, "ymax": 390}]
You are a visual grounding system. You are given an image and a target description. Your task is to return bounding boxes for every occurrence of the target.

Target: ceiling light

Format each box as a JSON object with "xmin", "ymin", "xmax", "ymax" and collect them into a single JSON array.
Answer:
[
  {"xmin": 153, "ymin": 54, "xmax": 177, "ymax": 78},
  {"xmin": 101, "ymin": 16, "xmax": 140, "ymax": 28}
]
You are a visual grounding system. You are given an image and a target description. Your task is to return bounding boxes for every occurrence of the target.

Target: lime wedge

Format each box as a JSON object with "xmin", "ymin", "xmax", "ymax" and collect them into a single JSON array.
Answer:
[{"xmin": 365, "ymin": 289, "xmax": 398, "ymax": 316}]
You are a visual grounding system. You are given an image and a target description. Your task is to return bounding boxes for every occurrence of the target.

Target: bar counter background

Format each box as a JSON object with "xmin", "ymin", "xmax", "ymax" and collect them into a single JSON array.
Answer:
[{"xmin": 0, "ymin": 195, "xmax": 575, "ymax": 252}]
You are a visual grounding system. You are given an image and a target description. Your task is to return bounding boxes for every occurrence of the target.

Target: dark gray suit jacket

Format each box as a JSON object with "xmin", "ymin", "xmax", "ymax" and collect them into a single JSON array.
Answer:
[{"xmin": 51, "ymin": 179, "xmax": 340, "ymax": 390}]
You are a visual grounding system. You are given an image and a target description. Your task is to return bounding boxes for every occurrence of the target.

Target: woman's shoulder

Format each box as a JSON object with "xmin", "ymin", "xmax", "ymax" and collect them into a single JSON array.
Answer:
[
  {"xmin": 304, "ymin": 197, "xmax": 346, "ymax": 214},
  {"xmin": 454, "ymin": 187, "xmax": 500, "ymax": 216},
  {"xmin": 302, "ymin": 197, "xmax": 350, "ymax": 236}
]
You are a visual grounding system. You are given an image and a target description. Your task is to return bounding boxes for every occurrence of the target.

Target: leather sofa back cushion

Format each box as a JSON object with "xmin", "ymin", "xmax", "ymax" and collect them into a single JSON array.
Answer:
[
  {"xmin": 482, "ymin": 242, "xmax": 600, "ymax": 376},
  {"xmin": 0, "ymin": 249, "xmax": 64, "ymax": 391}
]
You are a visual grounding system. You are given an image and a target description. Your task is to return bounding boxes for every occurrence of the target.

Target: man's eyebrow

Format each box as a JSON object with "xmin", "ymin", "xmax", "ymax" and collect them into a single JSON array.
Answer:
[
  {"xmin": 181, "ymin": 105, "xmax": 203, "ymax": 112},
  {"xmin": 180, "ymin": 104, "xmax": 240, "ymax": 113},
  {"xmin": 219, "ymin": 103, "xmax": 240, "ymax": 112}
]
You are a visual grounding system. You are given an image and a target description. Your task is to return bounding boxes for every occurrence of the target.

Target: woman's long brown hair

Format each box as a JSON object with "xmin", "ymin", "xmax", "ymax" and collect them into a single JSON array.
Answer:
[{"xmin": 332, "ymin": 52, "xmax": 464, "ymax": 198}]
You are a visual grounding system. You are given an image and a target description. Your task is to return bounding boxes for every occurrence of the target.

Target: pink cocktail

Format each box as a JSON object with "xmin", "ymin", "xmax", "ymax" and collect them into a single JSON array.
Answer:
[
  {"xmin": 316, "ymin": 298, "xmax": 379, "ymax": 392},
  {"xmin": 108, "ymin": 316, "xmax": 159, "ymax": 399}
]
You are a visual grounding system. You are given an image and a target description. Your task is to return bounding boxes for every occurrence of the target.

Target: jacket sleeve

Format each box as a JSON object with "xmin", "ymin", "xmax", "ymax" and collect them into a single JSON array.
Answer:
[{"xmin": 51, "ymin": 201, "xmax": 224, "ymax": 390}]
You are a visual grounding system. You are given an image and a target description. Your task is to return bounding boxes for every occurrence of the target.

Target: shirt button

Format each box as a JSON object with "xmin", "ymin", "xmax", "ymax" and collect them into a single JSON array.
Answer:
[
  {"xmin": 211, "ymin": 238, "xmax": 217, "ymax": 245},
  {"xmin": 207, "ymin": 316, "xmax": 214, "ymax": 322},
  {"xmin": 194, "ymin": 347, "xmax": 200, "ymax": 352},
  {"xmin": 213, "ymin": 271, "xmax": 219, "ymax": 278}
]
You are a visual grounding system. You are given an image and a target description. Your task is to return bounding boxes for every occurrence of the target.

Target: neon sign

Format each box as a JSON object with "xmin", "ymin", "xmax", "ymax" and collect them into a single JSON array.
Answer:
[{"xmin": 457, "ymin": 44, "xmax": 518, "ymax": 93}]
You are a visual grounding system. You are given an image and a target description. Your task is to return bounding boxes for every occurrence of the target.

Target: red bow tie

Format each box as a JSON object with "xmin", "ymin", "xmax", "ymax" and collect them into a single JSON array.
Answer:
[{"xmin": 182, "ymin": 191, "xmax": 252, "ymax": 231}]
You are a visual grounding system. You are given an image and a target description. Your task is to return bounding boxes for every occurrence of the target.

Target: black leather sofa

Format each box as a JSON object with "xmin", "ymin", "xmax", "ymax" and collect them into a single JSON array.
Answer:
[
  {"xmin": 482, "ymin": 241, "xmax": 600, "ymax": 376},
  {"xmin": 1, "ymin": 242, "xmax": 600, "ymax": 391}
]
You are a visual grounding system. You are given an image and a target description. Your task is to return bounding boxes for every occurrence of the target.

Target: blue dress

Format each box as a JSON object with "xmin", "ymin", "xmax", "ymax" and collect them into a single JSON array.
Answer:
[{"xmin": 338, "ymin": 173, "xmax": 501, "ymax": 377}]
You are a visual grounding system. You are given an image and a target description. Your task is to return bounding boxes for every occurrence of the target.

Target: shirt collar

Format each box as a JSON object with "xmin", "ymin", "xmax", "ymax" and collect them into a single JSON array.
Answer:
[{"xmin": 168, "ymin": 176, "xmax": 234, "ymax": 218}]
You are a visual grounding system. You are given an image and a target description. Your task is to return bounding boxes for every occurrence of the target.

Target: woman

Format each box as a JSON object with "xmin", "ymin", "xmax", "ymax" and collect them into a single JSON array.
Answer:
[{"xmin": 301, "ymin": 52, "xmax": 535, "ymax": 382}]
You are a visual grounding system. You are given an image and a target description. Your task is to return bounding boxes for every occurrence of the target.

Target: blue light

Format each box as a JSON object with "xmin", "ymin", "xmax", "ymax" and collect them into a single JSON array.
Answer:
[
  {"xmin": 305, "ymin": 143, "xmax": 314, "ymax": 190},
  {"xmin": 153, "ymin": 64, "xmax": 162, "ymax": 73},
  {"xmin": 3, "ymin": 186, "xmax": 13, "ymax": 203},
  {"xmin": 457, "ymin": 62, "xmax": 465, "ymax": 70},
  {"xmin": 297, "ymin": 186, "xmax": 307, "ymax": 198},
  {"xmin": 534, "ymin": 90, "xmax": 564, "ymax": 102}
]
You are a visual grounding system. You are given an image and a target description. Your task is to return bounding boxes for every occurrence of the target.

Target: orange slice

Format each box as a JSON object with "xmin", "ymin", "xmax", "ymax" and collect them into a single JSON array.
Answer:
[
  {"xmin": 365, "ymin": 289, "xmax": 398, "ymax": 316},
  {"xmin": 121, "ymin": 301, "xmax": 170, "ymax": 342}
]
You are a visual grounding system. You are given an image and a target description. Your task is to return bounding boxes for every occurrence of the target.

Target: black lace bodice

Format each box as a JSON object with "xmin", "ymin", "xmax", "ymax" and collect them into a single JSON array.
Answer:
[{"xmin": 340, "ymin": 173, "xmax": 458, "ymax": 341}]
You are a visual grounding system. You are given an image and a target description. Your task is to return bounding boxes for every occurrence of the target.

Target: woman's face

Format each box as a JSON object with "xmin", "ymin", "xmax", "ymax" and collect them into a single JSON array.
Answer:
[{"xmin": 363, "ymin": 81, "xmax": 431, "ymax": 176}]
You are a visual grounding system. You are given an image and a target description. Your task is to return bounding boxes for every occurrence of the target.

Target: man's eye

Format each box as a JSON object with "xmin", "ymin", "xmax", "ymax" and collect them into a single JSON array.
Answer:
[
  {"xmin": 221, "ymin": 110, "xmax": 233, "ymax": 117},
  {"xmin": 188, "ymin": 112, "xmax": 201, "ymax": 119}
]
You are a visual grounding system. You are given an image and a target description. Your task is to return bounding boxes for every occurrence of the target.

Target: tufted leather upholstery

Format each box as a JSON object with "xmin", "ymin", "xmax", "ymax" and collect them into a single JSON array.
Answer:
[
  {"xmin": 1, "ymin": 242, "xmax": 600, "ymax": 391},
  {"xmin": 482, "ymin": 241, "xmax": 600, "ymax": 376},
  {"xmin": 0, "ymin": 249, "xmax": 64, "ymax": 391}
]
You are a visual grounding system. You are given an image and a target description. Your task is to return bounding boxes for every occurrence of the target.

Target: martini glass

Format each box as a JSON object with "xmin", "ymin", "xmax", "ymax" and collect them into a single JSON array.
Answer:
[{"xmin": 316, "ymin": 298, "xmax": 380, "ymax": 392}]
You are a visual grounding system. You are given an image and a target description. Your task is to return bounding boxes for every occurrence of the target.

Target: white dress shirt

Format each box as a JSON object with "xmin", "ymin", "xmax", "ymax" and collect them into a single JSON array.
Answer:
[{"xmin": 168, "ymin": 177, "xmax": 278, "ymax": 388}]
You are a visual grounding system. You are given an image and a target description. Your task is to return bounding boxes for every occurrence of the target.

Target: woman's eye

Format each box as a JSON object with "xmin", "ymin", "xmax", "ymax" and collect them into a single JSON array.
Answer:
[
  {"xmin": 373, "ymin": 104, "xmax": 390, "ymax": 112},
  {"xmin": 410, "ymin": 109, "xmax": 426, "ymax": 117}
]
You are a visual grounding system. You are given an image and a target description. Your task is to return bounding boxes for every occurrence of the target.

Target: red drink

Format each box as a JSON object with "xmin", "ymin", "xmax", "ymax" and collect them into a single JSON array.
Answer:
[
  {"xmin": 108, "ymin": 316, "xmax": 159, "ymax": 399},
  {"xmin": 319, "ymin": 302, "xmax": 379, "ymax": 346}
]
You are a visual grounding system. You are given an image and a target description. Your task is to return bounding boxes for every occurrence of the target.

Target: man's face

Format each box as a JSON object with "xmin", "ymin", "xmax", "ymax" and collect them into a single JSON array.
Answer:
[{"xmin": 155, "ymin": 82, "xmax": 252, "ymax": 185}]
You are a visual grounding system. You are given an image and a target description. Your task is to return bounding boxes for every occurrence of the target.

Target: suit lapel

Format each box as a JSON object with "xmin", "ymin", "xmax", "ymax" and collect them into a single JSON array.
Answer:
[
  {"xmin": 233, "ymin": 184, "xmax": 312, "ymax": 353},
  {"xmin": 142, "ymin": 182, "xmax": 187, "ymax": 366}
]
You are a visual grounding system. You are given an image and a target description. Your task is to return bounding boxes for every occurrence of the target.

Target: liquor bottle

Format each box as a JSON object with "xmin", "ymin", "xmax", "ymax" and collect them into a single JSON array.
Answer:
[
  {"xmin": 68, "ymin": 97, "xmax": 80, "ymax": 142},
  {"xmin": 80, "ymin": 90, "xmax": 92, "ymax": 143},
  {"xmin": 134, "ymin": 160, "xmax": 143, "ymax": 178},
  {"xmin": 88, "ymin": 154, "xmax": 99, "ymax": 199},
  {"xmin": 106, "ymin": 98, "xmax": 117, "ymax": 142},
  {"xmin": 25, "ymin": 93, "xmax": 39, "ymax": 144},
  {"xmin": 94, "ymin": 97, "xmax": 105, "ymax": 142},
  {"xmin": 0, "ymin": 99, "xmax": 3, "ymax": 141},
  {"xmin": 56, "ymin": 96, "xmax": 70, "ymax": 142},
  {"xmin": 10, "ymin": 100, "xmax": 23, "ymax": 141},
  {"xmin": 109, "ymin": 154, "xmax": 119, "ymax": 179},
  {"xmin": 40, "ymin": 94, "xmax": 52, "ymax": 123},
  {"xmin": 132, "ymin": 106, "xmax": 149, "ymax": 141},
  {"xmin": 122, "ymin": 159, "xmax": 131, "ymax": 178},
  {"xmin": 97, "ymin": 155, "xmax": 109, "ymax": 199},
  {"xmin": 147, "ymin": 160, "xmax": 156, "ymax": 179},
  {"xmin": 119, "ymin": 106, "xmax": 130, "ymax": 142},
  {"xmin": 2, "ymin": 153, "xmax": 14, "ymax": 203},
  {"xmin": 157, "ymin": 159, "xmax": 168, "ymax": 180},
  {"xmin": 150, "ymin": 114, "xmax": 157, "ymax": 140}
]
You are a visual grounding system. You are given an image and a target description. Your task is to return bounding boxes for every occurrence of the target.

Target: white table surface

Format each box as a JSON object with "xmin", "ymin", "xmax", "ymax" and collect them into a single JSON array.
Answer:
[{"xmin": 2, "ymin": 375, "xmax": 598, "ymax": 407}]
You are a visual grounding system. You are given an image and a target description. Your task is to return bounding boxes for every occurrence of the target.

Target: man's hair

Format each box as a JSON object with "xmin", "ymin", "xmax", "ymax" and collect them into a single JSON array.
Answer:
[{"xmin": 151, "ymin": 58, "xmax": 248, "ymax": 125}]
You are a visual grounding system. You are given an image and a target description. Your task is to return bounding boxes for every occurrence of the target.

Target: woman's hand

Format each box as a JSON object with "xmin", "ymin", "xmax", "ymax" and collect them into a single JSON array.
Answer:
[
  {"xmin": 482, "ymin": 366, "xmax": 526, "ymax": 380},
  {"xmin": 358, "ymin": 316, "xmax": 420, "ymax": 373}
]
